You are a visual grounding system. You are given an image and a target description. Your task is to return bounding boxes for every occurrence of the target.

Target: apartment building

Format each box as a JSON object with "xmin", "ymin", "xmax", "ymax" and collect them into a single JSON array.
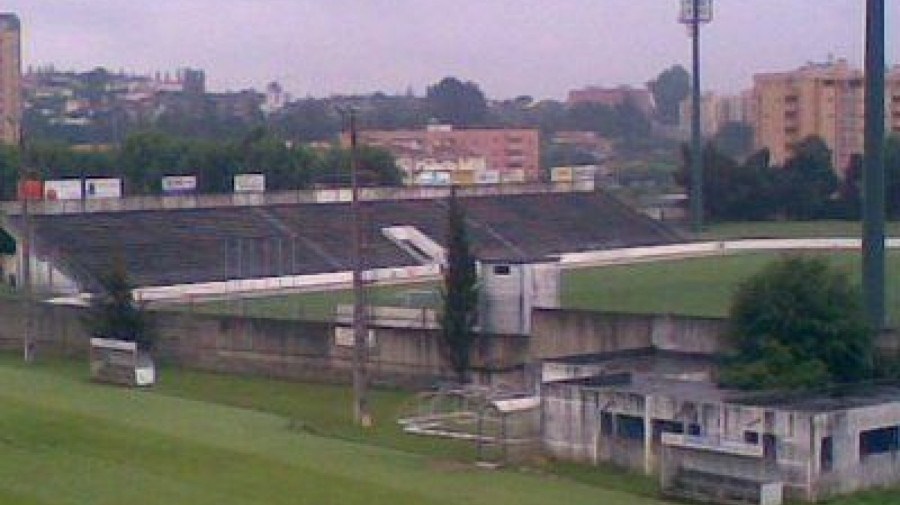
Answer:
[
  {"xmin": 352, "ymin": 125, "xmax": 540, "ymax": 186},
  {"xmin": 567, "ymin": 85, "xmax": 655, "ymax": 117},
  {"xmin": 752, "ymin": 60, "xmax": 866, "ymax": 173},
  {"xmin": 0, "ymin": 14, "xmax": 21, "ymax": 145},
  {"xmin": 888, "ymin": 66, "xmax": 900, "ymax": 137},
  {"xmin": 679, "ymin": 91, "xmax": 753, "ymax": 137}
]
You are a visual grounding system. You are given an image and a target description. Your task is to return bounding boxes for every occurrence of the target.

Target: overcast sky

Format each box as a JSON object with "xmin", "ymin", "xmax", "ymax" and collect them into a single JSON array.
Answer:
[{"xmin": 4, "ymin": 1, "xmax": 897, "ymax": 100}]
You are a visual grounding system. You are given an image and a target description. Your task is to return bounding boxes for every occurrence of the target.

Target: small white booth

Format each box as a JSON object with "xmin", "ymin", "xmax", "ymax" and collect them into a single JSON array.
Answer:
[{"xmin": 90, "ymin": 338, "xmax": 156, "ymax": 387}]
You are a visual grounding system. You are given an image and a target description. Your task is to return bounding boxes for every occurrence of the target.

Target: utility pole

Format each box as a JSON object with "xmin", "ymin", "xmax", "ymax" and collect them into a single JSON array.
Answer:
[
  {"xmin": 17, "ymin": 121, "xmax": 34, "ymax": 362},
  {"xmin": 679, "ymin": 0, "xmax": 713, "ymax": 233},
  {"xmin": 345, "ymin": 107, "xmax": 372, "ymax": 427},
  {"xmin": 863, "ymin": 0, "xmax": 885, "ymax": 329}
]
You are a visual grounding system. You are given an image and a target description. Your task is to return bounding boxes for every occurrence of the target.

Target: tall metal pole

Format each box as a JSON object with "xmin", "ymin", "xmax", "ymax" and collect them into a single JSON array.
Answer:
[
  {"xmin": 689, "ymin": 0, "xmax": 704, "ymax": 233},
  {"xmin": 347, "ymin": 108, "xmax": 372, "ymax": 426},
  {"xmin": 680, "ymin": 0, "xmax": 710, "ymax": 232},
  {"xmin": 863, "ymin": 0, "xmax": 885, "ymax": 329}
]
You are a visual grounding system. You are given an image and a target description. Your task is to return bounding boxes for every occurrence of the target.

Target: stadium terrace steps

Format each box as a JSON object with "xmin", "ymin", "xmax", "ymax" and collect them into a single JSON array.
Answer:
[{"xmin": 13, "ymin": 190, "xmax": 681, "ymax": 290}]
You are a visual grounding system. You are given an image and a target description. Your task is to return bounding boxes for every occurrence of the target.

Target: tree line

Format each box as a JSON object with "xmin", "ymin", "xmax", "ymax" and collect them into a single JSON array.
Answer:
[
  {"xmin": 25, "ymin": 69, "xmax": 693, "ymax": 173},
  {"xmin": 0, "ymin": 129, "xmax": 402, "ymax": 200},
  {"xmin": 681, "ymin": 134, "xmax": 900, "ymax": 222}
]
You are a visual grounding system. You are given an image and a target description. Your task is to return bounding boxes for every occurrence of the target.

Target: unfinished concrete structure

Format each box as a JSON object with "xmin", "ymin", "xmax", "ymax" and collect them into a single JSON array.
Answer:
[
  {"xmin": 479, "ymin": 260, "xmax": 560, "ymax": 336},
  {"xmin": 542, "ymin": 363, "xmax": 900, "ymax": 503}
]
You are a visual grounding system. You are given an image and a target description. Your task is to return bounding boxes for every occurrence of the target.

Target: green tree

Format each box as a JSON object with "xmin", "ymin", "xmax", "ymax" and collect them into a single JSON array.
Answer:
[
  {"xmin": 711, "ymin": 122, "xmax": 755, "ymax": 159},
  {"xmin": 238, "ymin": 130, "xmax": 317, "ymax": 191},
  {"xmin": 615, "ymin": 97, "xmax": 653, "ymax": 148},
  {"xmin": 567, "ymin": 102, "xmax": 618, "ymax": 136},
  {"xmin": 439, "ymin": 189, "xmax": 479, "ymax": 383},
  {"xmin": 313, "ymin": 146, "xmax": 402, "ymax": 187},
  {"xmin": 426, "ymin": 77, "xmax": 488, "ymax": 126},
  {"xmin": 678, "ymin": 144, "xmax": 779, "ymax": 221},
  {"xmin": 777, "ymin": 136, "xmax": 839, "ymax": 219},
  {"xmin": 82, "ymin": 262, "xmax": 156, "ymax": 351},
  {"xmin": 118, "ymin": 131, "xmax": 189, "ymax": 194},
  {"xmin": 0, "ymin": 143, "xmax": 20, "ymax": 200},
  {"xmin": 648, "ymin": 65, "xmax": 690, "ymax": 126},
  {"xmin": 721, "ymin": 256, "xmax": 873, "ymax": 390},
  {"xmin": 271, "ymin": 98, "xmax": 341, "ymax": 142}
]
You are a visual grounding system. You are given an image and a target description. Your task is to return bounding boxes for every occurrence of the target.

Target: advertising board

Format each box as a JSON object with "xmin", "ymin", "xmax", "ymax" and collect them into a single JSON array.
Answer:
[
  {"xmin": 502, "ymin": 169, "xmax": 525, "ymax": 183},
  {"xmin": 44, "ymin": 179, "xmax": 83, "ymax": 200},
  {"xmin": 475, "ymin": 170, "xmax": 500, "ymax": 185},
  {"xmin": 85, "ymin": 178, "xmax": 122, "ymax": 199},
  {"xmin": 161, "ymin": 175, "xmax": 197, "ymax": 195},
  {"xmin": 334, "ymin": 326, "xmax": 377, "ymax": 348},
  {"xmin": 415, "ymin": 171, "xmax": 451, "ymax": 186},
  {"xmin": 234, "ymin": 173, "xmax": 265, "ymax": 193},
  {"xmin": 551, "ymin": 166, "xmax": 574, "ymax": 183},
  {"xmin": 17, "ymin": 180, "xmax": 43, "ymax": 201}
]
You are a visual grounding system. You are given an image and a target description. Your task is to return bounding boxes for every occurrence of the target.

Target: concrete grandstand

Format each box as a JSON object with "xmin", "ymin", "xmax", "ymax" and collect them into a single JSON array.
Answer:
[{"xmin": 0, "ymin": 184, "xmax": 682, "ymax": 299}]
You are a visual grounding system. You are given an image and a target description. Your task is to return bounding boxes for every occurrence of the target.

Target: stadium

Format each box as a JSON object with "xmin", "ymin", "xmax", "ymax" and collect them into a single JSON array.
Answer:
[{"xmin": 3, "ymin": 180, "xmax": 900, "ymax": 504}]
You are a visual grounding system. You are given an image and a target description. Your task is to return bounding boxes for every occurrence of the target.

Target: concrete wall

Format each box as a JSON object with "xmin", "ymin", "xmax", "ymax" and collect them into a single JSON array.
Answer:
[
  {"xmin": 531, "ymin": 309, "xmax": 730, "ymax": 360},
  {"xmin": 811, "ymin": 403, "xmax": 900, "ymax": 500},
  {"xmin": 0, "ymin": 299, "xmax": 528, "ymax": 388},
  {"xmin": 480, "ymin": 262, "xmax": 561, "ymax": 336}
]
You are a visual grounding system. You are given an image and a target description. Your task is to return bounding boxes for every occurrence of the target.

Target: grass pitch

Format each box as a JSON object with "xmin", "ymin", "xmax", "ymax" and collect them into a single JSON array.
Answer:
[
  {"xmin": 0, "ymin": 356, "xmax": 668, "ymax": 505},
  {"xmin": 0, "ymin": 356, "xmax": 896, "ymax": 504},
  {"xmin": 563, "ymin": 250, "xmax": 900, "ymax": 322}
]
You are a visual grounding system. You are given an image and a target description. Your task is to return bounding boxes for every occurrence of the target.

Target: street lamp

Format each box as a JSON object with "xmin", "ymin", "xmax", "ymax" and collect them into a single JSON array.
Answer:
[{"xmin": 679, "ymin": 0, "xmax": 713, "ymax": 233}]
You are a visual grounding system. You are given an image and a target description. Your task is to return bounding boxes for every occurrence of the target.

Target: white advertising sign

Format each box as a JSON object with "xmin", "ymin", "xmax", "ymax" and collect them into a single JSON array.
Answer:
[
  {"xmin": 234, "ymin": 173, "xmax": 265, "ymax": 193},
  {"xmin": 475, "ymin": 170, "xmax": 500, "ymax": 185},
  {"xmin": 415, "ymin": 171, "xmax": 451, "ymax": 186},
  {"xmin": 161, "ymin": 175, "xmax": 197, "ymax": 194},
  {"xmin": 85, "ymin": 178, "xmax": 122, "ymax": 199},
  {"xmin": 334, "ymin": 326, "xmax": 376, "ymax": 348},
  {"xmin": 44, "ymin": 180, "xmax": 83, "ymax": 200},
  {"xmin": 502, "ymin": 169, "xmax": 526, "ymax": 183}
]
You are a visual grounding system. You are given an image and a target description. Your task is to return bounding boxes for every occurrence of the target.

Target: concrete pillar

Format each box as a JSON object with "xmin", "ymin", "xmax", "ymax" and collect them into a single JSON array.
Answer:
[{"xmin": 644, "ymin": 395, "xmax": 654, "ymax": 475}]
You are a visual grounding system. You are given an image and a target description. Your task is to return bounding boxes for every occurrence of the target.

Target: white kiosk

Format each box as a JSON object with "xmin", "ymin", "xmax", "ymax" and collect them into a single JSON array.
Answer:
[{"xmin": 90, "ymin": 338, "xmax": 156, "ymax": 387}]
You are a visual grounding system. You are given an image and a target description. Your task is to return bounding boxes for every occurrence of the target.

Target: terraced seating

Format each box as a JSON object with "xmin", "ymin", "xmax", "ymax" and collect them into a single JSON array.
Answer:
[{"xmin": 11, "ymin": 189, "xmax": 681, "ymax": 289}]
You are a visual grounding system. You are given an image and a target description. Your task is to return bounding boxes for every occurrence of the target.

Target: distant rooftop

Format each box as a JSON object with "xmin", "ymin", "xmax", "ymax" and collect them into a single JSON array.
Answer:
[
  {"xmin": 733, "ymin": 382, "xmax": 900, "ymax": 413},
  {"xmin": 559, "ymin": 359, "xmax": 900, "ymax": 413}
]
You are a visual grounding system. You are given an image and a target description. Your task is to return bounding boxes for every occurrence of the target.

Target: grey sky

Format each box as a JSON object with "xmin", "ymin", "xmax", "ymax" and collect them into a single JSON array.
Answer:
[{"xmin": 5, "ymin": 1, "xmax": 896, "ymax": 100}]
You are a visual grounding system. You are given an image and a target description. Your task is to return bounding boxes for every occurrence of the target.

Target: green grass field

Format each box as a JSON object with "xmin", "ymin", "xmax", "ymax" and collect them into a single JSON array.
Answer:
[
  {"xmin": 0, "ymin": 356, "xmax": 897, "ymax": 504},
  {"xmin": 563, "ymin": 250, "xmax": 900, "ymax": 322},
  {"xmin": 0, "ymin": 355, "xmax": 678, "ymax": 505}
]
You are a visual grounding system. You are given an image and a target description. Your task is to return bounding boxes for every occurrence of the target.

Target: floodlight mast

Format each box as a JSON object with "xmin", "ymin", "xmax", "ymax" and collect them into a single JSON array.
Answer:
[
  {"xmin": 863, "ymin": 0, "xmax": 885, "ymax": 330},
  {"xmin": 679, "ymin": 0, "xmax": 712, "ymax": 233}
]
